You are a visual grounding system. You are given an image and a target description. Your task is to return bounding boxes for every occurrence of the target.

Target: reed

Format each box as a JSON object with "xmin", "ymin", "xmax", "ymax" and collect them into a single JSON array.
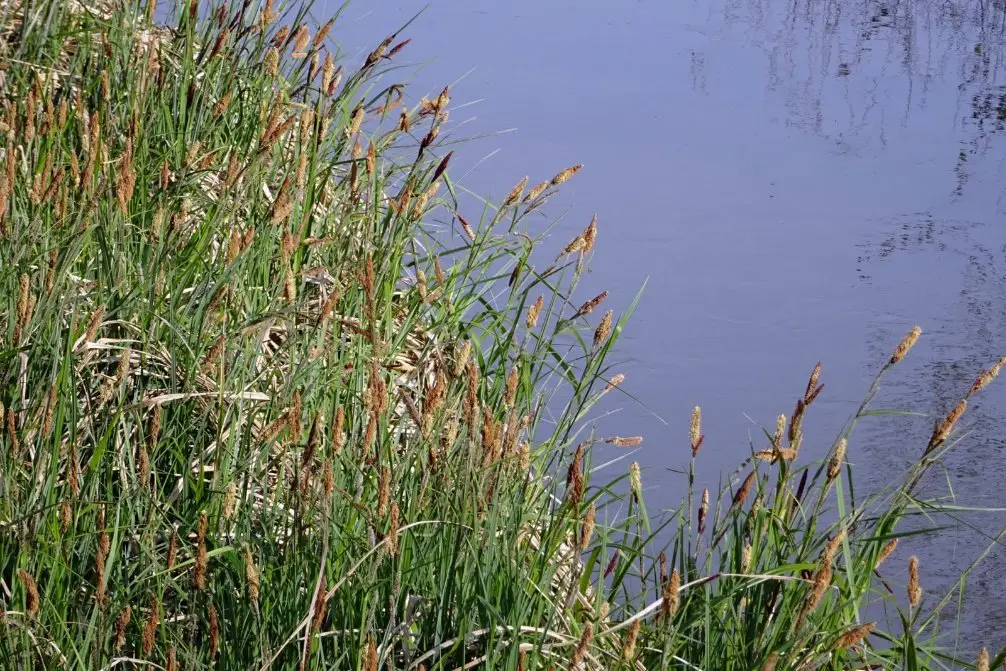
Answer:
[{"xmin": 0, "ymin": 1, "xmax": 1001, "ymax": 670}]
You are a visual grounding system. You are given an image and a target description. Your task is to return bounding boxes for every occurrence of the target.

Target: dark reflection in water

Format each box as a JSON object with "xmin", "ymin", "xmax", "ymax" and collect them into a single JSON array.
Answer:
[{"xmin": 328, "ymin": 0, "xmax": 1006, "ymax": 647}]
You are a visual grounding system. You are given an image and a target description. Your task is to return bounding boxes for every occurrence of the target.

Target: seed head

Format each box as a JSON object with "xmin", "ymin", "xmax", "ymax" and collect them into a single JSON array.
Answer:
[
  {"xmin": 623, "ymin": 619, "xmax": 640, "ymax": 660},
  {"xmin": 891, "ymin": 326, "xmax": 922, "ymax": 365},
  {"xmin": 503, "ymin": 176, "xmax": 527, "ymax": 207},
  {"xmin": 570, "ymin": 623, "xmax": 593, "ymax": 670},
  {"xmin": 875, "ymin": 538, "xmax": 898, "ymax": 569},
  {"xmin": 629, "ymin": 462, "xmax": 642, "ymax": 503},
  {"xmin": 17, "ymin": 570, "xmax": 39, "ymax": 618},
  {"xmin": 550, "ymin": 163, "xmax": 582, "ymax": 186},
  {"xmin": 698, "ymin": 488, "xmax": 709, "ymax": 534},
  {"xmin": 593, "ymin": 311, "xmax": 613, "ymax": 350},
  {"xmin": 603, "ymin": 373, "xmax": 625, "ymax": 393},
  {"xmin": 579, "ymin": 503, "xmax": 596, "ymax": 551},
  {"xmin": 833, "ymin": 622, "xmax": 875, "ymax": 651},
  {"xmin": 690, "ymin": 406, "xmax": 702, "ymax": 456},
  {"xmin": 907, "ymin": 555, "xmax": 921, "ymax": 607},
  {"xmin": 114, "ymin": 605, "xmax": 131, "ymax": 649},
  {"xmin": 977, "ymin": 648, "xmax": 990, "ymax": 671},
  {"xmin": 245, "ymin": 546, "xmax": 260, "ymax": 602},
  {"xmin": 827, "ymin": 438, "xmax": 847, "ymax": 482},
  {"xmin": 607, "ymin": 435, "xmax": 643, "ymax": 447},
  {"xmin": 386, "ymin": 501, "xmax": 400, "ymax": 556},
  {"xmin": 526, "ymin": 296, "xmax": 544, "ymax": 329}
]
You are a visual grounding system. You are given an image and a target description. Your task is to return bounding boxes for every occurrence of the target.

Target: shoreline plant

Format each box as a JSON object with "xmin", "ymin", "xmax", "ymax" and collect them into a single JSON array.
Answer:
[{"xmin": 0, "ymin": 1, "xmax": 1003, "ymax": 669}]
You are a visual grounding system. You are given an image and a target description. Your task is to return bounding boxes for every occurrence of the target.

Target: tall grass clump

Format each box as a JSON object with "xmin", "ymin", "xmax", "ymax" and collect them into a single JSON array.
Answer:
[{"xmin": 0, "ymin": 0, "xmax": 1004, "ymax": 669}]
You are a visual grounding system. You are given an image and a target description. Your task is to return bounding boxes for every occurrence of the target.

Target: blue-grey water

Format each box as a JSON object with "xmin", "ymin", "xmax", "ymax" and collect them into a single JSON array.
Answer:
[{"xmin": 327, "ymin": 0, "xmax": 1006, "ymax": 650}]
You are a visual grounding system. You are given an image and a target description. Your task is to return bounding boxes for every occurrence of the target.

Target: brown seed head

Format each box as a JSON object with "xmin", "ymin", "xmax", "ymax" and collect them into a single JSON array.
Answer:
[
  {"xmin": 603, "ymin": 373, "xmax": 625, "ymax": 393},
  {"xmin": 141, "ymin": 593, "xmax": 159, "ymax": 655},
  {"xmin": 114, "ymin": 605, "xmax": 131, "ymax": 650},
  {"xmin": 566, "ymin": 444, "xmax": 585, "ymax": 506},
  {"xmin": 377, "ymin": 466, "xmax": 390, "ymax": 516},
  {"xmin": 593, "ymin": 311, "xmax": 613, "ymax": 350},
  {"xmin": 732, "ymin": 471, "xmax": 756, "ymax": 509},
  {"xmin": 907, "ymin": 555, "xmax": 921, "ymax": 607},
  {"xmin": 208, "ymin": 603, "xmax": 219, "ymax": 658},
  {"xmin": 580, "ymin": 502, "xmax": 596, "ymax": 551},
  {"xmin": 17, "ymin": 569, "xmax": 39, "ymax": 618},
  {"xmin": 607, "ymin": 435, "xmax": 644, "ymax": 447},
  {"xmin": 698, "ymin": 488, "xmax": 710, "ymax": 534},
  {"xmin": 167, "ymin": 526, "xmax": 177, "ymax": 569},
  {"xmin": 524, "ymin": 180, "xmax": 549, "ymax": 203},
  {"xmin": 570, "ymin": 623, "xmax": 594, "ymax": 670},
  {"xmin": 387, "ymin": 501, "xmax": 400, "ymax": 556},
  {"xmin": 929, "ymin": 398, "xmax": 967, "ymax": 452},
  {"xmin": 573, "ymin": 292, "xmax": 608, "ymax": 319},
  {"xmin": 834, "ymin": 622, "xmax": 875, "ymax": 651},
  {"xmin": 194, "ymin": 512, "xmax": 209, "ymax": 590}
]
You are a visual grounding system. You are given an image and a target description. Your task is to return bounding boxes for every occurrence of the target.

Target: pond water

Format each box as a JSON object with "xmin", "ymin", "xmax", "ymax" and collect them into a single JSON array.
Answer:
[{"xmin": 327, "ymin": 0, "xmax": 1006, "ymax": 649}]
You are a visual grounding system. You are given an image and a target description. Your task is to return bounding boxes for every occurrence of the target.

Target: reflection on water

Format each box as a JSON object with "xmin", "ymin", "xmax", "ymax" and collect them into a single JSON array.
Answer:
[
  {"xmin": 697, "ymin": 0, "xmax": 1006, "ymax": 204},
  {"xmin": 330, "ymin": 0, "xmax": 1006, "ymax": 647}
]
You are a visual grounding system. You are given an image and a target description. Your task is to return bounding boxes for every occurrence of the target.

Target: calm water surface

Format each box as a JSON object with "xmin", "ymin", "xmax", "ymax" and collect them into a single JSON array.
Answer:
[{"xmin": 327, "ymin": 0, "xmax": 1006, "ymax": 647}]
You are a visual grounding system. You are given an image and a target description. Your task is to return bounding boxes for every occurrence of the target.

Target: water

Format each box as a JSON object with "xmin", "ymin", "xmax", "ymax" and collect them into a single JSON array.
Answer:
[{"xmin": 326, "ymin": 0, "xmax": 1006, "ymax": 648}]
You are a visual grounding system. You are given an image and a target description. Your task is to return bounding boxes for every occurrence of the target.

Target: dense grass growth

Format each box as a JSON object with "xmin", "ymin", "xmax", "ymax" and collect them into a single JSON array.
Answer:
[{"xmin": 0, "ymin": 0, "xmax": 1004, "ymax": 669}]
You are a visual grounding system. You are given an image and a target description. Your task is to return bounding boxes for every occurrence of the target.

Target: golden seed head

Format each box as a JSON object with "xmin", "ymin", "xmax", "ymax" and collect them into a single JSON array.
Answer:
[
  {"xmin": 741, "ymin": 543, "xmax": 753, "ymax": 573},
  {"xmin": 524, "ymin": 179, "xmax": 549, "ymax": 203},
  {"xmin": 503, "ymin": 176, "xmax": 528, "ymax": 207},
  {"xmin": 623, "ymin": 619, "xmax": 641, "ymax": 660},
  {"xmin": 504, "ymin": 365, "xmax": 519, "ymax": 407},
  {"xmin": 583, "ymin": 215, "xmax": 598, "ymax": 252},
  {"xmin": 891, "ymin": 325, "xmax": 922, "ymax": 365},
  {"xmin": 166, "ymin": 526, "xmax": 177, "ymax": 569},
  {"xmin": 698, "ymin": 488, "xmax": 710, "ymax": 534},
  {"xmin": 244, "ymin": 546, "xmax": 260, "ymax": 602},
  {"xmin": 907, "ymin": 555, "xmax": 921, "ymax": 607},
  {"xmin": 827, "ymin": 438, "xmax": 847, "ymax": 482},
  {"xmin": 550, "ymin": 163, "xmax": 582, "ymax": 186},
  {"xmin": 690, "ymin": 406, "xmax": 702, "ymax": 455},
  {"xmin": 977, "ymin": 648, "xmax": 990, "ymax": 671},
  {"xmin": 603, "ymin": 373, "xmax": 625, "ymax": 393},
  {"xmin": 347, "ymin": 105, "xmax": 365, "ymax": 139},
  {"xmin": 876, "ymin": 538, "xmax": 898, "ymax": 569},
  {"xmin": 526, "ymin": 295, "xmax": 544, "ymax": 329},
  {"xmin": 264, "ymin": 47, "xmax": 279, "ymax": 77}
]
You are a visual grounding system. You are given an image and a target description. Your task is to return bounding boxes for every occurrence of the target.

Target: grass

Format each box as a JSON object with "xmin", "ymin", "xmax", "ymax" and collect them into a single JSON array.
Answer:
[{"xmin": 0, "ymin": 0, "xmax": 1004, "ymax": 669}]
